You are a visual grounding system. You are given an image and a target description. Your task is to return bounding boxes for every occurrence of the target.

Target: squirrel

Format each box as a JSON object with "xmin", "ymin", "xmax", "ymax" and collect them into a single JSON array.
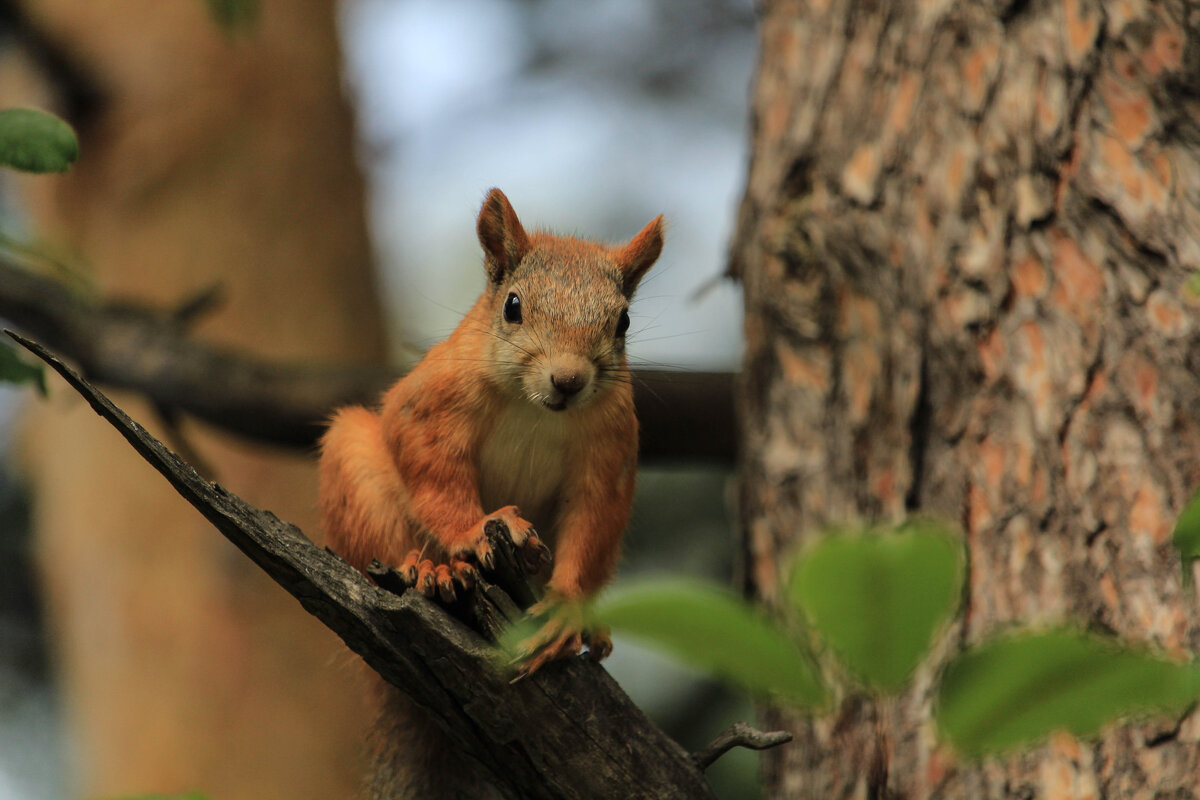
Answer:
[{"xmin": 318, "ymin": 188, "xmax": 663, "ymax": 797}]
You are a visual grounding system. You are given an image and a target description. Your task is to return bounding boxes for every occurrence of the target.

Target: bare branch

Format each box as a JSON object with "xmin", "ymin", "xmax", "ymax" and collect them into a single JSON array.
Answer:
[
  {"xmin": 0, "ymin": 258, "xmax": 395, "ymax": 446},
  {"xmin": 692, "ymin": 722, "xmax": 794, "ymax": 770},
  {"xmin": 7, "ymin": 330, "xmax": 718, "ymax": 800},
  {"xmin": 0, "ymin": 258, "xmax": 734, "ymax": 462}
]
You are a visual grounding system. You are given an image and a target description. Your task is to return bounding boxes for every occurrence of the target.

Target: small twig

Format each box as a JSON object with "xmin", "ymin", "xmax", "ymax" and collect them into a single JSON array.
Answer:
[
  {"xmin": 170, "ymin": 282, "xmax": 225, "ymax": 327},
  {"xmin": 691, "ymin": 722, "xmax": 794, "ymax": 770}
]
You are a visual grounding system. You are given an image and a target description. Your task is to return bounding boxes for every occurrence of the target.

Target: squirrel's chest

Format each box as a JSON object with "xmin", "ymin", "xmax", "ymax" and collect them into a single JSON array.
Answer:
[{"xmin": 477, "ymin": 402, "xmax": 570, "ymax": 532}]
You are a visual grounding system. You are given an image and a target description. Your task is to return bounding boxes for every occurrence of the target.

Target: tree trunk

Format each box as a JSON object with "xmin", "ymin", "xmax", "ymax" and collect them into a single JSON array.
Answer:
[
  {"xmin": 6, "ymin": 2, "xmax": 387, "ymax": 797},
  {"xmin": 734, "ymin": 0, "xmax": 1200, "ymax": 797}
]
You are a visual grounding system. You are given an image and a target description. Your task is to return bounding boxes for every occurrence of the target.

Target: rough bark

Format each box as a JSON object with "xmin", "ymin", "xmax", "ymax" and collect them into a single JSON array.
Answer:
[
  {"xmin": 734, "ymin": 1, "xmax": 1200, "ymax": 797},
  {"xmin": 12, "ymin": 331, "xmax": 724, "ymax": 800},
  {"xmin": 3, "ymin": 2, "xmax": 386, "ymax": 797}
]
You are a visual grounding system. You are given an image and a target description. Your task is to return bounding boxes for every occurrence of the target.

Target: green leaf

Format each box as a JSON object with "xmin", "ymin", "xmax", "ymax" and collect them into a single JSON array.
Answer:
[
  {"xmin": 0, "ymin": 340, "xmax": 45, "ymax": 395},
  {"xmin": 936, "ymin": 630, "xmax": 1200, "ymax": 756},
  {"xmin": 203, "ymin": 0, "xmax": 259, "ymax": 31},
  {"xmin": 0, "ymin": 108, "xmax": 79, "ymax": 173},
  {"xmin": 595, "ymin": 579, "xmax": 826, "ymax": 707},
  {"xmin": 788, "ymin": 521, "xmax": 963, "ymax": 692},
  {"xmin": 1172, "ymin": 488, "xmax": 1200, "ymax": 574}
]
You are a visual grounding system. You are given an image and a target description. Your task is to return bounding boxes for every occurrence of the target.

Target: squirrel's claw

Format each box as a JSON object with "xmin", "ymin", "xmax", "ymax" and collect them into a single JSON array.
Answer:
[
  {"xmin": 511, "ymin": 595, "xmax": 610, "ymax": 676},
  {"xmin": 476, "ymin": 540, "xmax": 496, "ymax": 571},
  {"xmin": 399, "ymin": 550, "xmax": 421, "ymax": 586},
  {"xmin": 394, "ymin": 552, "xmax": 439, "ymax": 599},
  {"xmin": 417, "ymin": 559, "xmax": 437, "ymax": 597},
  {"xmin": 434, "ymin": 563, "xmax": 457, "ymax": 603},
  {"xmin": 447, "ymin": 532, "xmax": 495, "ymax": 572},
  {"xmin": 450, "ymin": 558, "xmax": 477, "ymax": 591},
  {"xmin": 516, "ymin": 625, "xmax": 585, "ymax": 676},
  {"xmin": 392, "ymin": 551, "xmax": 477, "ymax": 604},
  {"xmin": 485, "ymin": 505, "xmax": 547, "ymax": 574},
  {"xmin": 583, "ymin": 625, "xmax": 613, "ymax": 661},
  {"xmin": 519, "ymin": 533, "xmax": 553, "ymax": 574}
]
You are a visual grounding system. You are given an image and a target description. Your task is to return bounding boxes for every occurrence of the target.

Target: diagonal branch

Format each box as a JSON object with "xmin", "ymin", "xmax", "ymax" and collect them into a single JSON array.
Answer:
[
  {"xmin": 6, "ymin": 330, "xmax": 719, "ymax": 800},
  {"xmin": 0, "ymin": 258, "xmax": 735, "ymax": 462}
]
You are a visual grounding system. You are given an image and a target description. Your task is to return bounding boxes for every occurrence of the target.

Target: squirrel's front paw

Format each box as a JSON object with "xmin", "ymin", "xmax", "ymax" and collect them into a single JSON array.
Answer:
[
  {"xmin": 485, "ymin": 505, "xmax": 552, "ymax": 574},
  {"xmin": 415, "ymin": 506, "xmax": 549, "ymax": 603},
  {"xmin": 454, "ymin": 505, "xmax": 550, "ymax": 575},
  {"xmin": 512, "ymin": 595, "xmax": 611, "ymax": 678},
  {"xmin": 398, "ymin": 550, "xmax": 478, "ymax": 603}
]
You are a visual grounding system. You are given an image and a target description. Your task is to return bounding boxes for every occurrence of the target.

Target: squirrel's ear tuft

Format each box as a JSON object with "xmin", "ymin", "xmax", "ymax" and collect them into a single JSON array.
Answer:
[
  {"xmin": 477, "ymin": 188, "xmax": 531, "ymax": 284},
  {"xmin": 615, "ymin": 215, "xmax": 664, "ymax": 295}
]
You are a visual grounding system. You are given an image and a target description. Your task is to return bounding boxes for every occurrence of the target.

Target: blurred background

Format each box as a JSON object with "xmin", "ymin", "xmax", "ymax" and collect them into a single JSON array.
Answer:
[{"xmin": 0, "ymin": 0, "xmax": 756, "ymax": 797}]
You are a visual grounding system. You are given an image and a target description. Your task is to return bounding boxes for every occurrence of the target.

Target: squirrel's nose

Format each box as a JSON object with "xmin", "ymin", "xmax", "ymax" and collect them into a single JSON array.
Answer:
[{"xmin": 550, "ymin": 370, "xmax": 587, "ymax": 397}]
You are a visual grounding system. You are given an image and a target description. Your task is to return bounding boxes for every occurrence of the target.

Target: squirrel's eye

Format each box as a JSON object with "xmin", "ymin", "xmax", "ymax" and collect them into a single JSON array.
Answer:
[
  {"xmin": 615, "ymin": 309, "xmax": 630, "ymax": 337},
  {"xmin": 504, "ymin": 292, "xmax": 522, "ymax": 324}
]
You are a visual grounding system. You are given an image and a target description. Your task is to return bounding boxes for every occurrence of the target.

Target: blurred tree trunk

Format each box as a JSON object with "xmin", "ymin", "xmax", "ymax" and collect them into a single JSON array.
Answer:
[
  {"xmin": 5, "ymin": 2, "xmax": 387, "ymax": 797},
  {"xmin": 734, "ymin": 1, "xmax": 1200, "ymax": 797}
]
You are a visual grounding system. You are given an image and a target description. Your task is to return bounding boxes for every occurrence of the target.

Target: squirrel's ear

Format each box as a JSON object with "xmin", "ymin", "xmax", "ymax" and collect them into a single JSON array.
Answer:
[
  {"xmin": 615, "ymin": 215, "xmax": 664, "ymax": 295},
  {"xmin": 477, "ymin": 188, "xmax": 531, "ymax": 284}
]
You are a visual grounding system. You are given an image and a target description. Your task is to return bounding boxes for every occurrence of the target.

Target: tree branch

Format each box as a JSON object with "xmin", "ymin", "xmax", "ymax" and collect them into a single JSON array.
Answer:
[
  {"xmin": 6, "ymin": 330, "xmax": 720, "ymax": 800},
  {"xmin": 0, "ymin": 258, "xmax": 735, "ymax": 462},
  {"xmin": 691, "ymin": 722, "xmax": 794, "ymax": 770}
]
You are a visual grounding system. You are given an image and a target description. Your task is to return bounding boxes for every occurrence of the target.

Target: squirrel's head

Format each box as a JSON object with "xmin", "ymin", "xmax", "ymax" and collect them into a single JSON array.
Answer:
[{"xmin": 476, "ymin": 187, "xmax": 663, "ymax": 413}]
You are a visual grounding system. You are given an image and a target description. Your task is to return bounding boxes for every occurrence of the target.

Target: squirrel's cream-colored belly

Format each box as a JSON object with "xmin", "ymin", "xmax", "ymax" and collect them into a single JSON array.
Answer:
[{"xmin": 478, "ymin": 400, "xmax": 570, "ymax": 536}]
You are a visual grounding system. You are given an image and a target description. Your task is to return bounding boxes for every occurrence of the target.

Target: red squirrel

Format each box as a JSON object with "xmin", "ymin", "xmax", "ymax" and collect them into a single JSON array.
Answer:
[{"xmin": 319, "ymin": 188, "xmax": 663, "ymax": 674}]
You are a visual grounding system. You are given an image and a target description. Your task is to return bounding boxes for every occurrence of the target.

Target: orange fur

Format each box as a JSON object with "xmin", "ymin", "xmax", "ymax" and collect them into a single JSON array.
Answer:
[{"xmin": 319, "ymin": 186, "xmax": 661, "ymax": 613}]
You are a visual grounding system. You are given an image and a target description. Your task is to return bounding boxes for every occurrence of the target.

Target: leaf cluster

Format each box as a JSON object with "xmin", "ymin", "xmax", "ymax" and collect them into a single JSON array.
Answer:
[{"xmin": 562, "ymin": 519, "xmax": 1200, "ymax": 758}]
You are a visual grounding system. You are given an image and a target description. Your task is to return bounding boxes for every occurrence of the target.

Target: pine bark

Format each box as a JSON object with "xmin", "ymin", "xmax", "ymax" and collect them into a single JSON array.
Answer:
[{"xmin": 733, "ymin": 0, "xmax": 1200, "ymax": 797}]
